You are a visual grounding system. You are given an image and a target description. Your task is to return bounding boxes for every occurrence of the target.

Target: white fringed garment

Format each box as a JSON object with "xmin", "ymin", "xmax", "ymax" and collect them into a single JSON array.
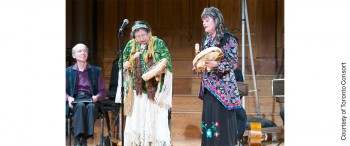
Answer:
[{"xmin": 115, "ymin": 69, "xmax": 173, "ymax": 146}]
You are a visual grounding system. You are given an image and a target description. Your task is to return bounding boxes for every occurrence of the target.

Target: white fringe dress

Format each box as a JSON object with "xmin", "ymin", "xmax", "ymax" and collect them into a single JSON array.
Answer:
[{"xmin": 116, "ymin": 69, "xmax": 173, "ymax": 146}]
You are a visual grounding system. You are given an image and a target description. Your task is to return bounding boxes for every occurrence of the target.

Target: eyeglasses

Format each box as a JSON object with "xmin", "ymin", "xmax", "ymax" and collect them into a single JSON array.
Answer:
[
  {"xmin": 76, "ymin": 49, "xmax": 88, "ymax": 53},
  {"xmin": 135, "ymin": 33, "xmax": 148, "ymax": 40}
]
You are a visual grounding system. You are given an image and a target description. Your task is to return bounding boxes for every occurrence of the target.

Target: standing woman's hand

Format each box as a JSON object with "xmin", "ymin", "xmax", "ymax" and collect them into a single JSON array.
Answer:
[
  {"xmin": 123, "ymin": 61, "xmax": 131, "ymax": 69},
  {"xmin": 205, "ymin": 61, "xmax": 218, "ymax": 68}
]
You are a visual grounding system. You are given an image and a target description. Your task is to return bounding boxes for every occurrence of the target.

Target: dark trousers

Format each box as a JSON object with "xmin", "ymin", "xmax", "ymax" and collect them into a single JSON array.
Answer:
[
  {"xmin": 280, "ymin": 107, "xmax": 284, "ymax": 125},
  {"xmin": 235, "ymin": 107, "xmax": 247, "ymax": 140},
  {"xmin": 73, "ymin": 102, "xmax": 99, "ymax": 138}
]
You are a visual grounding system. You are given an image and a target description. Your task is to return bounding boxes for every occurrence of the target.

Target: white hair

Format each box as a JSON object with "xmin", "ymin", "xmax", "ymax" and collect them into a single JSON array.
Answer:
[{"xmin": 71, "ymin": 43, "xmax": 88, "ymax": 57}]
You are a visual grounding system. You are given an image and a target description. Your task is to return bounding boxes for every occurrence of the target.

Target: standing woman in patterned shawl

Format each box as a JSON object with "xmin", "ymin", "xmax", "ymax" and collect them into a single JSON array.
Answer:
[
  {"xmin": 198, "ymin": 7, "xmax": 242, "ymax": 146},
  {"xmin": 116, "ymin": 20, "xmax": 173, "ymax": 146}
]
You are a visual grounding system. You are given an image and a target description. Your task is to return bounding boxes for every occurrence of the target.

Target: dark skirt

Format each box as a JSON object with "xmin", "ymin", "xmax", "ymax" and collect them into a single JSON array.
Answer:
[{"xmin": 201, "ymin": 89, "xmax": 238, "ymax": 146}]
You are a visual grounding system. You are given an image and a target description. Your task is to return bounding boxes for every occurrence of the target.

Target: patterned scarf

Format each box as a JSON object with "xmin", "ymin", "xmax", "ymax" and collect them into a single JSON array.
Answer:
[{"xmin": 129, "ymin": 34, "xmax": 158, "ymax": 100}]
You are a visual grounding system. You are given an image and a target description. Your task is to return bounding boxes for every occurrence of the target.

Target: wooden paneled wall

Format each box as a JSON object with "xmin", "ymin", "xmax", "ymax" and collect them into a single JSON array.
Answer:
[{"xmin": 66, "ymin": 0, "xmax": 284, "ymax": 89}]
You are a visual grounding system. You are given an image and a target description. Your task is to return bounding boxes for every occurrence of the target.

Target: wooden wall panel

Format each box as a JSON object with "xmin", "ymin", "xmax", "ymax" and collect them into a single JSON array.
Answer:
[
  {"xmin": 66, "ymin": 0, "xmax": 72, "ymax": 47},
  {"xmin": 102, "ymin": 0, "xmax": 118, "ymax": 60},
  {"xmin": 191, "ymin": 0, "xmax": 209, "ymax": 45},
  {"xmin": 125, "ymin": 0, "xmax": 157, "ymax": 28},
  {"xmin": 66, "ymin": 0, "xmax": 285, "ymax": 94},
  {"xmin": 213, "ymin": 0, "xmax": 241, "ymax": 31},
  {"xmin": 276, "ymin": 0, "xmax": 285, "ymax": 76},
  {"xmin": 256, "ymin": 0, "xmax": 278, "ymax": 74},
  {"xmin": 259, "ymin": 0, "xmax": 277, "ymax": 58},
  {"xmin": 68, "ymin": 0, "xmax": 284, "ymax": 75}
]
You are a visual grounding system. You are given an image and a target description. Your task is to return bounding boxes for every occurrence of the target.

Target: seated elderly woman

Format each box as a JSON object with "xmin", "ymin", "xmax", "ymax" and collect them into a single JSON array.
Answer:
[{"xmin": 66, "ymin": 43, "xmax": 106, "ymax": 146}]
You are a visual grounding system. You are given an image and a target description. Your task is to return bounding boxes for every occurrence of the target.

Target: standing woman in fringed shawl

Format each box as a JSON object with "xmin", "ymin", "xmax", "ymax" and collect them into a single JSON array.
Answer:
[
  {"xmin": 198, "ymin": 7, "xmax": 242, "ymax": 146},
  {"xmin": 115, "ymin": 20, "xmax": 173, "ymax": 146}
]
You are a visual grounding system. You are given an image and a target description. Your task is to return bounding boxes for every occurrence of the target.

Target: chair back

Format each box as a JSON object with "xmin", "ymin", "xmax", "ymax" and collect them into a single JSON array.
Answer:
[{"xmin": 107, "ymin": 62, "xmax": 119, "ymax": 99}]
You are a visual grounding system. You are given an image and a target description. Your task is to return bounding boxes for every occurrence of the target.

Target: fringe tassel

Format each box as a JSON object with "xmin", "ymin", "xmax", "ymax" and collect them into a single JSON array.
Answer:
[
  {"xmin": 115, "ymin": 70, "xmax": 134, "ymax": 116},
  {"xmin": 154, "ymin": 69, "xmax": 173, "ymax": 109},
  {"xmin": 124, "ymin": 70, "xmax": 134, "ymax": 116}
]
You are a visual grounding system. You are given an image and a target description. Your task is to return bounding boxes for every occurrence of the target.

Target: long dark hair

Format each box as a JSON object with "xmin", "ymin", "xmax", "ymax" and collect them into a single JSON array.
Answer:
[{"xmin": 201, "ymin": 7, "xmax": 230, "ymax": 39}]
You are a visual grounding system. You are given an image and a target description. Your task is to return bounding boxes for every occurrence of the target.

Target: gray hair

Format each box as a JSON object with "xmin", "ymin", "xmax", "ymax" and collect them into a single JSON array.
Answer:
[
  {"xmin": 201, "ymin": 7, "xmax": 229, "ymax": 35},
  {"xmin": 130, "ymin": 20, "xmax": 152, "ymax": 39},
  {"xmin": 72, "ymin": 43, "xmax": 88, "ymax": 57}
]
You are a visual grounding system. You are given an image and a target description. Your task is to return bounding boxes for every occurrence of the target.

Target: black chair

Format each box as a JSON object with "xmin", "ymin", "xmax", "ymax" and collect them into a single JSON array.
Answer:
[
  {"xmin": 100, "ymin": 59, "xmax": 121, "ymax": 145},
  {"xmin": 66, "ymin": 103, "xmax": 104, "ymax": 146}
]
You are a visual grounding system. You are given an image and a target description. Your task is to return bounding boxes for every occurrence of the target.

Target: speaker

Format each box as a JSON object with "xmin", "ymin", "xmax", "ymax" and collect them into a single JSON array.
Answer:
[
  {"xmin": 237, "ymin": 82, "xmax": 248, "ymax": 96},
  {"xmin": 272, "ymin": 79, "xmax": 284, "ymax": 96}
]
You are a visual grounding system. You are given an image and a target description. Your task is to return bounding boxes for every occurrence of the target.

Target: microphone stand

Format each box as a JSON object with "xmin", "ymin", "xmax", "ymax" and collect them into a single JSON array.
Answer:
[{"xmin": 118, "ymin": 29, "xmax": 125, "ymax": 146}]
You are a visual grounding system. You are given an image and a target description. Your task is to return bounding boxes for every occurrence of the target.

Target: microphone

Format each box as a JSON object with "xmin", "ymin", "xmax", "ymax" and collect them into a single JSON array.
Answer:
[{"xmin": 119, "ymin": 19, "xmax": 129, "ymax": 33}]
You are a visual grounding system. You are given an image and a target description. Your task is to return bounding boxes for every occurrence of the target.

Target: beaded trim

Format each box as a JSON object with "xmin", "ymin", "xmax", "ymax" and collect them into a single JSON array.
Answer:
[{"xmin": 132, "ymin": 24, "xmax": 148, "ymax": 32}]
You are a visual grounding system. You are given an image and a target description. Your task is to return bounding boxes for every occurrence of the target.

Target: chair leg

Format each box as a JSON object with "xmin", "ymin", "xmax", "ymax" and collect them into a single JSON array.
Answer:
[
  {"xmin": 68, "ymin": 118, "xmax": 71, "ymax": 146},
  {"xmin": 100, "ymin": 114, "xmax": 104, "ymax": 146},
  {"xmin": 104, "ymin": 111, "xmax": 111, "ymax": 134},
  {"xmin": 114, "ymin": 113, "xmax": 120, "ymax": 140}
]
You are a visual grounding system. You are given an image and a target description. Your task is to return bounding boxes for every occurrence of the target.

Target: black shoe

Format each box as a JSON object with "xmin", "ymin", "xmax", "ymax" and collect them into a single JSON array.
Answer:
[
  {"xmin": 81, "ymin": 136, "xmax": 87, "ymax": 146},
  {"xmin": 74, "ymin": 142, "xmax": 81, "ymax": 146},
  {"xmin": 74, "ymin": 136, "xmax": 81, "ymax": 146}
]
